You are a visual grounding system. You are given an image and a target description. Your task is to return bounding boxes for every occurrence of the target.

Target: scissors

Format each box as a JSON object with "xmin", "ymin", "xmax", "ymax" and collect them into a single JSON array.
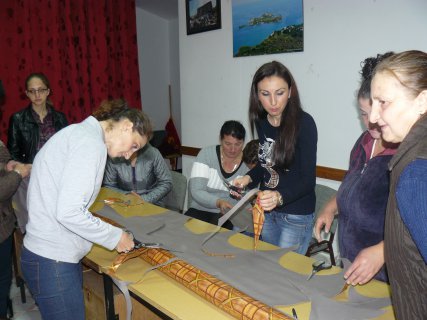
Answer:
[
  {"xmin": 306, "ymin": 260, "xmax": 332, "ymax": 281},
  {"xmin": 222, "ymin": 178, "xmax": 247, "ymax": 197},
  {"xmin": 133, "ymin": 238, "xmax": 162, "ymax": 249},
  {"xmin": 124, "ymin": 230, "xmax": 162, "ymax": 250}
]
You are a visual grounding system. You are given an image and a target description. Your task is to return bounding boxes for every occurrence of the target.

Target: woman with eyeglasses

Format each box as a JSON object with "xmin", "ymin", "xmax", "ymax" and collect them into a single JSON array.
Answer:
[{"xmin": 7, "ymin": 73, "xmax": 68, "ymax": 164}]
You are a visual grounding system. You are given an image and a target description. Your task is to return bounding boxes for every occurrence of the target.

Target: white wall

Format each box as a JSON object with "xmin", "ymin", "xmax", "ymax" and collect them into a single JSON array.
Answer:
[
  {"xmin": 169, "ymin": 18, "xmax": 181, "ymax": 141},
  {"xmin": 178, "ymin": 0, "xmax": 427, "ymax": 179},
  {"xmin": 135, "ymin": 4, "xmax": 181, "ymax": 138}
]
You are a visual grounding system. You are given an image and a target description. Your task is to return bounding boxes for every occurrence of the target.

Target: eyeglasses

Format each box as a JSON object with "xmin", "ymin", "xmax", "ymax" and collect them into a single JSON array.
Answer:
[{"xmin": 27, "ymin": 88, "xmax": 49, "ymax": 95}]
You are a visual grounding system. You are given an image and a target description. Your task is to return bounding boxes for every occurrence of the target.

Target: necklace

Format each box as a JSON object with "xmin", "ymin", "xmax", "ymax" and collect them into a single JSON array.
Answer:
[{"xmin": 220, "ymin": 147, "xmax": 241, "ymax": 173}]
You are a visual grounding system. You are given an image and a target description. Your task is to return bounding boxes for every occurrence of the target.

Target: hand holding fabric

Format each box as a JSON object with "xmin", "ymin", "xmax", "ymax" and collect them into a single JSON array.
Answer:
[
  {"xmin": 116, "ymin": 231, "xmax": 135, "ymax": 253},
  {"xmin": 344, "ymin": 241, "xmax": 385, "ymax": 285},
  {"xmin": 216, "ymin": 199, "xmax": 233, "ymax": 214},
  {"xmin": 257, "ymin": 190, "xmax": 280, "ymax": 211}
]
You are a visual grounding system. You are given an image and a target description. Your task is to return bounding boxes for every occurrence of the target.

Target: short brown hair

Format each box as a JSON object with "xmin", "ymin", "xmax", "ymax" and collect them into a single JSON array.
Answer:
[{"xmin": 92, "ymin": 99, "xmax": 153, "ymax": 140}]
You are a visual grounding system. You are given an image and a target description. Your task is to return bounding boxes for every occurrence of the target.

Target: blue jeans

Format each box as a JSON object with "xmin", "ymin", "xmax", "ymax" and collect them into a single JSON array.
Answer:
[
  {"xmin": 21, "ymin": 247, "xmax": 85, "ymax": 320},
  {"xmin": 261, "ymin": 211, "xmax": 314, "ymax": 254}
]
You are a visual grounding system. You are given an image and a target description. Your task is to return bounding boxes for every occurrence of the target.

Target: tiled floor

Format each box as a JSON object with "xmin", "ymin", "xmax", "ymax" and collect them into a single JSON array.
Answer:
[{"xmin": 8, "ymin": 277, "xmax": 41, "ymax": 320}]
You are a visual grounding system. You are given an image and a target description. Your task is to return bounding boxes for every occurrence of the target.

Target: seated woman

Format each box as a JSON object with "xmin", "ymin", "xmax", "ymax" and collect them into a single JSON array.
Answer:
[
  {"xmin": 186, "ymin": 120, "xmax": 250, "ymax": 230},
  {"xmin": 8, "ymin": 73, "xmax": 68, "ymax": 163},
  {"xmin": 103, "ymin": 126, "xmax": 172, "ymax": 207}
]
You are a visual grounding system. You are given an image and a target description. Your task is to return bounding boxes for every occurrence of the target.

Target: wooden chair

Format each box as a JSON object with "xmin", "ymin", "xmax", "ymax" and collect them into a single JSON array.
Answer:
[{"xmin": 305, "ymin": 184, "xmax": 338, "ymax": 265}]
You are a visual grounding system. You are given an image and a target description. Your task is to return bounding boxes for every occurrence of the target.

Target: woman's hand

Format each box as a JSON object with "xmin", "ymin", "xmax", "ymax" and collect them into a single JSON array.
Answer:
[
  {"xmin": 216, "ymin": 199, "xmax": 233, "ymax": 214},
  {"xmin": 344, "ymin": 242, "xmax": 385, "ymax": 285},
  {"xmin": 230, "ymin": 175, "xmax": 252, "ymax": 198},
  {"xmin": 232, "ymin": 175, "xmax": 252, "ymax": 188},
  {"xmin": 115, "ymin": 231, "xmax": 135, "ymax": 253},
  {"xmin": 13, "ymin": 163, "xmax": 32, "ymax": 178},
  {"xmin": 258, "ymin": 190, "xmax": 281, "ymax": 211},
  {"xmin": 6, "ymin": 160, "xmax": 19, "ymax": 171},
  {"xmin": 314, "ymin": 196, "xmax": 337, "ymax": 242}
]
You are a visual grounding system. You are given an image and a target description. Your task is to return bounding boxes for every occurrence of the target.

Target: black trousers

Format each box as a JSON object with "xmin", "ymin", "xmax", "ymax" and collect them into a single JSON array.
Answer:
[{"xmin": 0, "ymin": 234, "xmax": 13, "ymax": 318}]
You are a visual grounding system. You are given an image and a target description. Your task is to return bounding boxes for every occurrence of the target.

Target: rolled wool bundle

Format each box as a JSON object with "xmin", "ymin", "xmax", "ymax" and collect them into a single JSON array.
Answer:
[{"xmin": 122, "ymin": 247, "xmax": 292, "ymax": 320}]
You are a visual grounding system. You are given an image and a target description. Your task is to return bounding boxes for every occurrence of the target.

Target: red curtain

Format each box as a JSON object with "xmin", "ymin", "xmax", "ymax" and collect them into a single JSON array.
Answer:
[{"xmin": 0, "ymin": 0, "xmax": 142, "ymax": 142}]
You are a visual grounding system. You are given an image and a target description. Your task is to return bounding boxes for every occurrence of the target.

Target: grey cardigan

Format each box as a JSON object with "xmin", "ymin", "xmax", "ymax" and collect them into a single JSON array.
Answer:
[
  {"xmin": 24, "ymin": 116, "xmax": 122, "ymax": 263},
  {"xmin": 103, "ymin": 143, "xmax": 172, "ymax": 206}
]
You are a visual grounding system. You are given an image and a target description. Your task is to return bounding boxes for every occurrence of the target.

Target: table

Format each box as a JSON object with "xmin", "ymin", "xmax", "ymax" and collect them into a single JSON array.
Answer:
[{"xmin": 83, "ymin": 188, "xmax": 395, "ymax": 320}]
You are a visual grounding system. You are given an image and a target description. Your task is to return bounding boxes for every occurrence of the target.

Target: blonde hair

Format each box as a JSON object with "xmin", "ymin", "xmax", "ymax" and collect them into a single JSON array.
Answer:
[{"xmin": 374, "ymin": 50, "xmax": 427, "ymax": 99}]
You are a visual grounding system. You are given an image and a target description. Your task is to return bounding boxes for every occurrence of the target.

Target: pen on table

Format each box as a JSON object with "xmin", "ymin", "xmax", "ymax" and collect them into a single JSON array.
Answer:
[{"xmin": 292, "ymin": 307, "xmax": 298, "ymax": 320}]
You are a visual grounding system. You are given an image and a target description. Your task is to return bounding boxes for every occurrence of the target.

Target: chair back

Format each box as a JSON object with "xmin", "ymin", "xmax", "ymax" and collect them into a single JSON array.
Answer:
[
  {"xmin": 305, "ymin": 183, "xmax": 338, "ymax": 265},
  {"xmin": 163, "ymin": 171, "xmax": 187, "ymax": 213},
  {"xmin": 314, "ymin": 184, "xmax": 338, "ymax": 233}
]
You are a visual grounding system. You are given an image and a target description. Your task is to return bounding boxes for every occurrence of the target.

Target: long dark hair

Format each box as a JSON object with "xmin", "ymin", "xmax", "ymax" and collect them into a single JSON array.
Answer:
[
  {"xmin": 93, "ymin": 99, "xmax": 153, "ymax": 140},
  {"xmin": 249, "ymin": 61, "xmax": 302, "ymax": 168}
]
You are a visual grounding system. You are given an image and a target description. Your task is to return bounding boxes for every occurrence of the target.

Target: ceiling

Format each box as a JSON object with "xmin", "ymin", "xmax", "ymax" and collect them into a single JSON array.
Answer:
[{"xmin": 136, "ymin": 0, "xmax": 178, "ymax": 20}]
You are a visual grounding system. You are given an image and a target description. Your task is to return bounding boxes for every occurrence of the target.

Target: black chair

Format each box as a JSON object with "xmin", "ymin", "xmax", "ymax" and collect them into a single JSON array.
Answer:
[{"xmin": 305, "ymin": 184, "xmax": 338, "ymax": 265}]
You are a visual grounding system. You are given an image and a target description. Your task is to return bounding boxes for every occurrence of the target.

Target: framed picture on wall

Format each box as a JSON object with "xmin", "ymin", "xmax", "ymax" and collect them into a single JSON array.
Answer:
[
  {"xmin": 232, "ymin": 0, "xmax": 304, "ymax": 57},
  {"xmin": 186, "ymin": 0, "xmax": 222, "ymax": 35}
]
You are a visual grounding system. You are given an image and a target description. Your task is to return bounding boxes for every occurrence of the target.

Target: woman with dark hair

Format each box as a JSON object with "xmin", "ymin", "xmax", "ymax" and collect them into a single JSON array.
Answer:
[
  {"xmin": 369, "ymin": 50, "xmax": 427, "ymax": 319},
  {"xmin": 21, "ymin": 99, "xmax": 150, "ymax": 320},
  {"xmin": 7, "ymin": 73, "xmax": 68, "ymax": 163},
  {"xmin": 234, "ymin": 61, "xmax": 317, "ymax": 254},
  {"xmin": 186, "ymin": 120, "xmax": 250, "ymax": 230},
  {"xmin": 103, "ymin": 143, "xmax": 173, "ymax": 207},
  {"xmin": 315, "ymin": 52, "xmax": 397, "ymax": 285},
  {"xmin": 243, "ymin": 139, "xmax": 259, "ymax": 169}
]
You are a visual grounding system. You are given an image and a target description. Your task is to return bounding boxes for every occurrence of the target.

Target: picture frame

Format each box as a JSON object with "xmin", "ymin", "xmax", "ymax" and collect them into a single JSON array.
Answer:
[
  {"xmin": 232, "ymin": 0, "xmax": 303, "ymax": 57},
  {"xmin": 186, "ymin": 0, "xmax": 222, "ymax": 35}
]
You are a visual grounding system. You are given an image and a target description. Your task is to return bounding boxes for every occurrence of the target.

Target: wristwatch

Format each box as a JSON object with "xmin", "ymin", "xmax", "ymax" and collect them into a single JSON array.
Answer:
[{"xmin": 277, "ymin": 192, "xmax": 283, "ymax": 206}]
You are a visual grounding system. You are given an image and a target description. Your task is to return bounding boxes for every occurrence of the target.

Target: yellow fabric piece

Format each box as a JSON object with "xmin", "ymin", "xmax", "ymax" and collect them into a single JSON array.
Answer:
[
  {"xmin": 278, "ymin": 252, "xmax": 341, "ymax": 276},
  {"xmin": 228, "ymin": 233, "xmax": 277, "ymax": 251},
  {"xmin": 90, "ymin": 187, "xmax": 168, "ymax": 217},
  {"xmin": 183, "ymin": 217, "xmax": 227, "ymax": 234},
  {"xmin": 355, "ymin": 280, "xmax": 391, "ymax": 299}
]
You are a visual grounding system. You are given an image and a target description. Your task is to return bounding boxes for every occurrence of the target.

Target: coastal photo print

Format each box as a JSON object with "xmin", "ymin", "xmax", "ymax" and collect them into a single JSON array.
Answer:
[
  {"xmin": 186, "ymin": 0, "xmax": 222, "ymax": 35},
  {"xmin": 232, "ymin": 0, "xmax": 303, "ymax": 57}
]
